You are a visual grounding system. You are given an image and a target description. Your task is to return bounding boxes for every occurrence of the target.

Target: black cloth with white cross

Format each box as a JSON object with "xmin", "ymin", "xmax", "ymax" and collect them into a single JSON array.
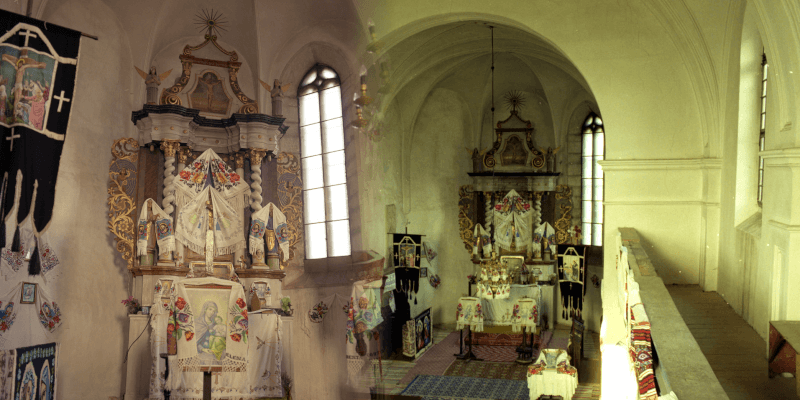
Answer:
[{"xmin": 0, "ymin": 9, "xmax": 80, "ymax": 236}]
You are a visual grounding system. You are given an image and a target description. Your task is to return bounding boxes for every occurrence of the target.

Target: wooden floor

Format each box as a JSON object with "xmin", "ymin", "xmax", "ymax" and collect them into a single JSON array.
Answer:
[{"xmin": 666, "ymin": 285, "xmax": 798, "ymax": 400}]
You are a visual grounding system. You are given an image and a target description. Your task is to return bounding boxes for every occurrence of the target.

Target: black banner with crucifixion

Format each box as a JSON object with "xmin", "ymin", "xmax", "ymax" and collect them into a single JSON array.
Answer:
[
  {"xmin": 393, "ymin": 233, "xmax": 422, "ymax": 304},
  {"xmin": 0, "ymin": 10, "xmax": 80, "ymax": 240},
  {"xmin": 557, "ymin": 245, "xmax": 587, "ymax": 320}
]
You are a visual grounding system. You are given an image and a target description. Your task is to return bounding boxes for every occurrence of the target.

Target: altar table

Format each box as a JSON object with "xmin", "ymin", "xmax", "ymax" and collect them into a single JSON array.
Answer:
[
  {"xmin": 768, "ymin": 320, "xmax": 800, "ymax": 397},
  {"xmin": 482, "ymin": 284, "xmax": 542, "ymax": 326},
  {"xmin": 527, "ymin": 349, "xmax": 578, "ymax": 400}
]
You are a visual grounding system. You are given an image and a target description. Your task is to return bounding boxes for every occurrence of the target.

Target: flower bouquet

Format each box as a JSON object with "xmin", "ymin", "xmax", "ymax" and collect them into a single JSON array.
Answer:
[
  {"xmin": 280, "ymin": 296, "xmax": 293, "ymax": 316},
  {"xmin": 121, "ymin": 296, "xmax": 142, "ymax": 315}
]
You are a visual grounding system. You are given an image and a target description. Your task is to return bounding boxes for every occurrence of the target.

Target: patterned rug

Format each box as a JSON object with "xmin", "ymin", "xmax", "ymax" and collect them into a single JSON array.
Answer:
[
  {"xmin": 472, "ymin": 345, "xmax": 521, "ymax": 362},
  {"xmin": 445, "ymin": 360, "xmax": 529, "ymax": 381},
  {"xmin": 400, "ymin": 375, "xmax": 530, "ymax": 400},
  {"xmin": 397, "ymin": 331, "xmax": 460, "ymax": 386},
  {"xmin": 465, "ymin": 330, "xmax": 553, "ymax": 347}
]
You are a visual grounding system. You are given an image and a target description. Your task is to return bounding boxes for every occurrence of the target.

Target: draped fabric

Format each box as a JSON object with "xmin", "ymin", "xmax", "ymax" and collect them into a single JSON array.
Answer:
[
  {"xmin": 527, "ymin": 349, "xmax": 578, "ymax": 400},
  {"xmin": 456, "ymin": 297, "xmax": 484, "ymax": 332},
  {"xmin": 173, "ymin": 148, "xmax": 249, "ymax": 212},
  {"xmin": 346, "ymin": 280, "xmax": 383, "ymax": 386},
  {"xmin": 472, "ymin": 223, "xmax": 492, "ymax": 258},
  {"xmin": 510, "ymin": 297, "xmax": 538, "ymax": 333},
  {"xmin": 533, "ymin": 222, "xmax": 557, "ymax": 253},
  {"xmin": 249, "ymin": 202, "xmax": 288, "ymax": 261},
  {"xmin": 35, "ymin": 284, "xmax": 61, "ymax": 333},
  {"xmin": 493, "ymin": 190, "xmax": 532, "ymax": 252},
  {"xmin": 167, "ymin": 277, "xmax": 248, "ymax": 391},
  {"xmin": 557, "ymin": 245, "xmax": 587, "ymax": 320},
  {"xmin": 137, "ymin": 198, "xmax": 175, "ymax": 256},
  {"xmin": 175, "ymin": 186, "xmax": 244, "ymax": 257}
]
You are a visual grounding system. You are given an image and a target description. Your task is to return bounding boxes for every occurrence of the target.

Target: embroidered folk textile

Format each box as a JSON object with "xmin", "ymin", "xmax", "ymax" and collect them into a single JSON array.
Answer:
[
  {"xmin": 557, "ymin": 245, "xmax": 587, "ymax": 320},
  {"xmin": 137, "ymin": 198, "xmax": 175, "ymax": 256},
  {"xmin": 629, "ymin": 302, "xmax": 657, "ymax": 400},
  {"xmin": 493, "ymin": 190, "xmax": 533, "ymax": 251},
  {"xmin": 527, "ymin": 349, "xmax": 577, "ymax": 400},
  {"xmin": 402, "ymin": 320, "xmax": 415, "ymax": 357},
  {"xmin": 0, "ymin": 298, "xmax": 17, "ymax": 336},
  {"xmin": 0, "ymin": 349, "xmax": 15, "ymax": 400},
  {"xmin": 473, "ymin": 223, "xmax": 492, "ymax": 258},
  {"xmin": 533, "ymin": 222, "xmax": 557, "ymax": 253},
  {"xmin": 482, "ymin": 285, "xmax": 540, "ymax": 327},
  {"xmin": 169, "ymin": 277, "xmax": 248, "ymax": 375},
  {"xmin": 155, "ymin": 313, "xmax": 283, "ymax": 400},
  {"xmin": 36, "ymin": 294, "xmax": 61, "ymax": 333},
  {"xmin": 249, "ymin": 202, "xmax": 288, "ymax": 261},
  {"xmin": 13, "ymin": 342, "xmax": 56, "ymax": 400},
  {"xmin": 248, "ymin": 281, "xmax": 271, "ymax": 308},
  {"xmin": 0, "ymin": 11, "xmax": 81, "ymax": 237},
  {"xmin": 423, "ymin": 242, "xmax": 437, "ymax": 262},
  {"xmin": 173, "ymin": 148, "xmax": 248, "ymax": 212},
  {"xmin": 511, "ymin": 297, "xmax": 538, "ymax": 333},
  {"xmin": 175, "ymin": 186, "xmax": 245, "ymax": 257},
  {"xmin": 346, "ymin": 280, "xmax": 384, "ymax": 386},
  {"xmin": 456, "ymin": 297, "xmax": 484, "ymax": 332}
]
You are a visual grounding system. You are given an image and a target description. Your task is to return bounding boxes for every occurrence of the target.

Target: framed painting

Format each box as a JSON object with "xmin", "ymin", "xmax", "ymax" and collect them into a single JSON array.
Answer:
[
  {"xmin": 420, "ymin": 268, "xmax": 428, "ymax": 278},
  {"xmin": 20, "ymin": 283, "xmax": 36, "ymax": 304},
  {"xmin": 414, "ymin": 308, "xmax": 433, "ymax": 358}
]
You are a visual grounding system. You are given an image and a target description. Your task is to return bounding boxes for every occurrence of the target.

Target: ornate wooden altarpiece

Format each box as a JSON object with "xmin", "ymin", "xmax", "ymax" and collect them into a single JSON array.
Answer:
[{"xmin": 458, "ymin": 107, "xmax": 573, "ymax": 278}]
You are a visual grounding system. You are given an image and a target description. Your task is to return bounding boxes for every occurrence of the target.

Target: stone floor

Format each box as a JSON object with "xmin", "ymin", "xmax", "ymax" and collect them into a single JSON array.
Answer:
[{"xmin": 667, "ymin": 284, "xmax": 798, "ymax": 400}]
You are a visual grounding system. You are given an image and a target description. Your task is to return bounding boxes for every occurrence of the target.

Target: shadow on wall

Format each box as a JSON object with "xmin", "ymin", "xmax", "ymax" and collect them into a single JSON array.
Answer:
[{"xmin": 637, "ymin": 234, "xmax": 686, "ymax": 285}]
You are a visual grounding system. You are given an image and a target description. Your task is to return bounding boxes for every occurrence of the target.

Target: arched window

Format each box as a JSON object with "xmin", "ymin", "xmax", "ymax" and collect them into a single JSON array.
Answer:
[
  {"xmin": 581, "ymin": 113, "xmax": 604, "ymax": 246},
  {"xmin": 298, "ymin": 64, "xmax": 350, "ymax": 259},
  {"xmin": 758, "ymin": 52, "xmax": 768, "ymax": 205}
]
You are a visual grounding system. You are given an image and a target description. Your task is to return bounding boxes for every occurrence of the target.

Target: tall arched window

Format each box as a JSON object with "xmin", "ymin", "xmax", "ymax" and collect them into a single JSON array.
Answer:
[
  {"xmin": 582, "ymin": 113, "xmax": 604, "ymax": 246},
  {"xmin": 758, "ymin": 52, "xmax": 768, "ymax": 205},
  {"xmin": 298, "ymin": 64, "xmax": 350, "ymax": 259}
]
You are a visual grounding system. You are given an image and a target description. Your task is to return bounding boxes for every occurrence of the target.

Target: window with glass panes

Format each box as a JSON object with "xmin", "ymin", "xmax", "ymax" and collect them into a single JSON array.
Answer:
[
  {"xmin": 758, "ymin": 53, "xmax": 768, "ymax": 205},
  {"xmin": 581, "ymin": 113, "xmax": 604, "ymax": 246},
  {"xmin": 298, "ymin": 65, "xmax": 350, "ymax": 259}
]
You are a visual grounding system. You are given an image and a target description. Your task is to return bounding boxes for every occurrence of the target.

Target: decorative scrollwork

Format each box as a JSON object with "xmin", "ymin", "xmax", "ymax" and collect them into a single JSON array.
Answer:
[
  {"xmin": 458, "ymin": 185, "xmax": 475, "ymax": 255},
  {"xmin": 277, "ymin": 152, "xmax": 303, "ymax": 269},
  {"xmin": 108, "ymin": 138, "xmax": 139, "ymax": 270},
  {"xmin": 554, "ymin": 184, "xmax": 573, "ymax": 244},
  {"xmin": 160, "ymin": 61, "xmax": 192, "ymax": 105},
  {"xmin": 525, "ymin": 131, "xmax": 545, "ymax": 169},
  {"xmin": 228, "ymin": 67, "xmax": 258, "ymax": 114}
]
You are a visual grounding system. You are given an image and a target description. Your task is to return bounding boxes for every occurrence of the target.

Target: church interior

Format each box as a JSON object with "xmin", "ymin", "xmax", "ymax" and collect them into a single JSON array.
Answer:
[{"xmin": 0, "ymin": 0, "xmax": 800, "ymax": 399}]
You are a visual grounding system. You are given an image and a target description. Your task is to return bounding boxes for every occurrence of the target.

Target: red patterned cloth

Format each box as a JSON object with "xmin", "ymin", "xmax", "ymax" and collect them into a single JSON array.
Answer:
[
  {"xmin": 527, "ymin": 361, "xmax": 546, "ymax": 376},
  {"xmin": 556, "ymin": 361, "xmax": 577, "ymax": 376},
  {"xmin": 630, "ymin": 327, "xmax": 657, "ymax": 400}
]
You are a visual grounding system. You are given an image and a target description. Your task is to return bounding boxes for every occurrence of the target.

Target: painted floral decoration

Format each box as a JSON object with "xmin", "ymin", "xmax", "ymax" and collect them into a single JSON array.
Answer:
[{"xmin": 229, "ymin": 298, "xmax": 249, "ymax": 343}]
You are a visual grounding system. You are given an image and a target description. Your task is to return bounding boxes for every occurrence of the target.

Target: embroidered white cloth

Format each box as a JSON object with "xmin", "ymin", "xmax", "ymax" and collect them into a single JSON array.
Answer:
[
  {"xmin": 473, "ymin": 223, "xmax": 492, "ymax": 258},
  {"xmin": 173, "ymin": 148, "xmax": 249, "ymax": 212},
  {"xmin": 35, "ymin": 285, "xmax": 62, "ymax": 334},
  {"xmin": 176, "ymin": 186, "xmax": 245, "ymax": 257},
  {"xmin": 511, "ymin": 297, "xmax": 538, "ymax": 333},
  {"xmin": 533, "ymin": 222, "xmax": 557, "ymax": 253},
  {"xmin": 527, "ymin": 349, "xmax": 578, "ymax": 400},
  {"xmin": 249, "ymin": 202, "xmax": 289, "ymax": 261},
  {"xmin": 493, "ymin": 190, "xmax": 533, "ymax": 251},
  {"xmin": 480, "ymin": 285, "xmax": 540, "ymax": 327},
  {"xmin": 346, "ymin": 280, "xmax": 384, "ymax": 386},
  {"xmin": 168, "ymin": 277, "xmax": 248, "ymax": 381},
  {"xmin": 0, "ymin": 349, "xmax": 15, "ymax": 400},
  {"xmin": 456, "ymin": 297, "xmax": 484, "ymax": 332},
  {"xmin": 137, "ymin": 198, "xmax": 175, "ymax": 256},
  {"xmin": 155, "ymin": 313, "xmax": 282, "ymax": 399}
]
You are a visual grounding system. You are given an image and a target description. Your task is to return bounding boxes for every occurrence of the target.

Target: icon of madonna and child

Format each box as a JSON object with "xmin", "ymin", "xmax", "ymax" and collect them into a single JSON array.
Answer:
[{"xmin": 195, "ymin": 300, "xmax": 228, "ymax": 363}]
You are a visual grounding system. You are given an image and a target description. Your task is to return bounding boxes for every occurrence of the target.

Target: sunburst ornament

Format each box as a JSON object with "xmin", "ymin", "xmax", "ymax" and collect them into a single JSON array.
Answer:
[
  {"xmin": 194, "ymin": 9, "xmax": 228, "ymax": 38},
  {"xmin": 503, "ymin": 90, "xmax": 526, "ymax": 113}
]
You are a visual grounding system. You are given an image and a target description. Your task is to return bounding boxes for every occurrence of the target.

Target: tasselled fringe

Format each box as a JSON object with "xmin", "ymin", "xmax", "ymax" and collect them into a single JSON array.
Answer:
[
  {"xmin": 158, "ymin": 238, "xmax": 175, "ymax": 256},
  {"xmin": 137, "ymin": 239, "xmax": 148, "ymax": 256},
  {"xmin": 249, "ymin": 237, "xmax": 264, "ymax": 255},
  {"xmin": 215, "ymin": 241, "xmax": 244, "ymax": 256}
]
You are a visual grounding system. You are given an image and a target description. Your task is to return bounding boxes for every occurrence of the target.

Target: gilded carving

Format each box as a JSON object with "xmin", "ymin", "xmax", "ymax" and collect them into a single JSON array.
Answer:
[
  {"xmin": 108, "ymin": 138, "xmax": 139, "ymax": 269},
  {"xmin": 248, "ymin": 148, "xmax": 267, "ymax": 165},
  {"xmin": 160, "ymin": 61, "xmax": 192, "ymax": 105},
  {"xmin": 233, "ymin": 152, "xmax": 245, "ymax": 169},
  {"xmin": 177, "ymin": 147, "xmax": 192, "ymax": 165},
  {"xmin": 458, "ymin": 185, "xmax": 475, "ymax": 255},
  {"xmin": 160, "ymin": 140, "xmax": 181, "ymax": 157},
  {"xmin": 554, "ymin": 184, "xmax": 573, "ymax": 244},
  {"xmin": 277, "ymin": 153, "xmax": 303, "ymax": 270}
]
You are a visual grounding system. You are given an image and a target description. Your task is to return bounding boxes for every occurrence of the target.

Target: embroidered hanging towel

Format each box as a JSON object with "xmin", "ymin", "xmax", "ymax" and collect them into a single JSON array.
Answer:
[
  {"xmin": 557, "ymin": 245, "xmax": 587, "ymax": 320},
  {"xmin": 493, "ymin": 189, "xmax": 532, "ymax": 251},
  {"xmin": 137, "ymin": 198, "xmax": 175, "ymax": 257},
  {"xmin": 346, "ymin": 279, "xmax": 384, "ymax": 386},
  {"xmin": 534, "ymin": 222, "xmax": 557, "ymax": 253},
  {"xmin": 169, "ymin": 277, "xmax": 248, "ymax": 376},
  {"xmin": 0, "ymin": 283, "xmax": 19, "ymax": 339},
  {"xmin": 455, "ymin": 297, "xmax": 484, "ymax": 332},
  {"xmin": 175, "ymin": 186, "xmax": 245, "ymax": 257},
  {"xmin": 0, "ymin": 11, "xmax": 81, "ymax": 240},
  {"xmin": 249, "ymin": 202, "xmax": 288, "ymax": 261},
  {"xmin": 511, "ymin": 298, "xmax": 538, "ymax": 333},
  {"xmin": 35, "ymin": 284, "xmax": 61, "ymax": 334},
  {"xmin": 473, "ymin": 223, "xmax": 492, "ymax": 258},
  {"xmin": 173, "ymin": 148, "xmax": 248, "ymax": 212}
]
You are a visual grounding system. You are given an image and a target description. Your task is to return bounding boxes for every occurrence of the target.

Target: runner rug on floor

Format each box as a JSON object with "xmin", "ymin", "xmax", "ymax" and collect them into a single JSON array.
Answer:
[
  {"xmin": 400, "ymin": 375, "xmax": 529, "ymax": 400},
  {"xmin": 398, "ymin": 331, "xmax": 460, "ymax": 386},
  {"xmin": 445, "ymin": 361, "xmax": 528, "ymax": 381}
]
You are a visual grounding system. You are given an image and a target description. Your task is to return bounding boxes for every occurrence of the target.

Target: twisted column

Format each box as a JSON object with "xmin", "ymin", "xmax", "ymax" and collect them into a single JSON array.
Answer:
[
  {"xmin": 159, "ymin": 140, "xmax": 180, "ymax": 263},
  {"xmin": 234, "ymin": 152, "xmax": 246, "ymax": 267},
  {"xmin": 534, "ymin": 192, "xmax": 543, "ymax": 228},
  {"xmin": 249, "ymin": 149, "xmax": 267, "ymax": 267},
  {"xmin": 484, "ymin": 192, "xmax": 493, "ymax": 238},
  {"xmin": 175, "ymin": 147, "xmax": 191, "ymax": 264},
  {"xmin": 249, "ymin": 149, "xmax": 267, "ymax": 211}
]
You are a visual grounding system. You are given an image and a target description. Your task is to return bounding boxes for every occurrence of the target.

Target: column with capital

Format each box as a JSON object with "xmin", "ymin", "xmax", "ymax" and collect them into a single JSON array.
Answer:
[
  {"xmin": 249, "ymin": 149, "xmax": 267, "ymax": 267},
  {"xmin": 159, "ymin": 140, "xmax": 181, "ymax": 263},
  {"xmin": 233, "ymin": 152, "xmax": 247, "ymax": 267}
]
